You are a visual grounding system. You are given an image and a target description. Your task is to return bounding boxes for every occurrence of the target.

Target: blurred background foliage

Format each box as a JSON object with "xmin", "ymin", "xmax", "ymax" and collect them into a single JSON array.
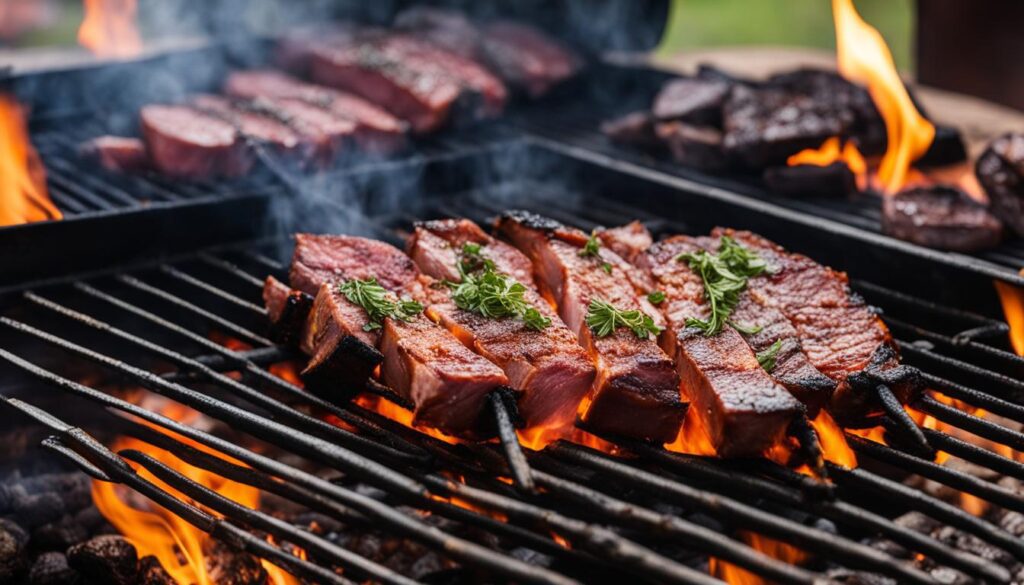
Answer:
[{"xmin": 657, "ymin": 0, "xmax": 914, "ymax": 71}]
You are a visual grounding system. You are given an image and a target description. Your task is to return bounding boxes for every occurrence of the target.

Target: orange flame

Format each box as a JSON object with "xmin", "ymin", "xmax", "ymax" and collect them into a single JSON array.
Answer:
[
  {"xmin": 664, "ymin": 407, "xmax": 718, "ymax": 456},
  {"xmin": 995, "ymin": 275, "xmax": 1024, "ymax": 356},
  {"xmin": 832, "ymin": 0, "xmax": 935, "ymax": 194},
  {"xmin": 788, "ymin": 137, "xmax": 868, "ymax": 191},
  {"xmin": 809, "ymin": 410, "xmax": 858, "ymax": 468},
  {"xmin": 78, "ymin": 0, "xmax": 142, "ymax": 58},
  {"xmin": 91, "ymin": 406, "xmax": 301, "ymax": 585},
  {"xmin": 0, "ymin": 95, "xmax": 61, "ymax": 227},
  {"xmin": 354, "ymin": 394, "xmax": 465, "ymax": 445},
  {"xmin": 710, "ymin": 532, "xmax": 807, "ymax": 585}
]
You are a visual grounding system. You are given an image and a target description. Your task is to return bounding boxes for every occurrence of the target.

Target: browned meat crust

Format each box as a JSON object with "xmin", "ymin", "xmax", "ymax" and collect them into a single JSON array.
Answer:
[
  {"xmin": 262, "ymin": 276, "xmax": 313, "ymax": 346},
  {"xmin": 140, "ymin": 104, "xmax": 252, "ymax": 178},
  {"xmin": 408, "ymin": 219, "xmax": 596, "ymax": 431},
  {"xmin": 496, "ymin": 211, "xmax": 685, "ymax": 443},
  {"xmin": 716, "ymin": 228, "xmax": 922, "ymax": 422},
  {"xmin": 638, "ymin": 236, "xmax": 802, "ymax": 457}
]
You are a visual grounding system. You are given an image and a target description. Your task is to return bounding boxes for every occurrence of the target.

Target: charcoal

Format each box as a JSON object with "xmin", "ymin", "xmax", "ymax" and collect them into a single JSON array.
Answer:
[
  {"xmin": 655, "ymin": 121, "xmax": 729, "ymax": 171},
  {"xmin": 137, "ymin": 556, "xmax": 175, "ymax": 585},
  {"xmin": 12, "ymin": 491, "xmax": 65, "ymax": 528},
  {"xmin": 919, "ymin": 125, "xmax": 968, "ymax": 167},
  {"xmin": 71, "ymin": 507, "xmax": 105, "ymax": 534},
  {"xmin": 0, "ymin": 484, "xmax": 11, "ymax": 512},
  {"xmin": 29, "ymin": 552, "xmax": 79, "ymax": 585},
  {"xmin": 31, "ymin": 516, "xmax": 89, "ymax": 551},
  {"xmin": 826, "ymin": 569, "xmax": 897, "ymax": 584},
  {"xmin": 723, "ymin": 85, "xmax": 848, "ymax": 168},
  {"xmin": 0, "ymin": 518, "xmax": 28, "ymax": 582},
  {"xmin": 764, "ymin": 162, "xmax": 858, "ymax": 197},
  {"xmin": 881, "ymin": 186, "xmax": 1004, "ymax": 252},
  {"xmin": 204, "ymin": 539, "xmax": 267, "ymax": 585},
  {"xmin": 652, "ymin": 78, "xmax": 731, "ymax": 126},
  {"xmin": 601, "ymin": 111, "xmax": 660, "ymax": 148},
  {"xmin": 976, "ymin": 132, "xmax": 1024, "ymax": 237},
  {"xmin": 67, "ymin": 535, "xmax": 138, "ymax": 585}
]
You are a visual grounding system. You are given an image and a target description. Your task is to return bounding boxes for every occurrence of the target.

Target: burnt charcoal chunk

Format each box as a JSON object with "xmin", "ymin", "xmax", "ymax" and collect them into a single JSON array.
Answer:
[
  {"xmin": 31, "ymin": 516, "xmax": 89, "ymax": 551},
  {"xmin": 656, "ymin": 122, "xmax": 729, "ymax": 171},
  {"xmin": 919, "ymin": 125, "xmax": 967, "ymax": 167},
  {"xmin": 882, "ymin": 186, "xmax": 1003, "ymax": 252},
  {"xmin": 723, "ymin": 85, "xmax": 848, "ymax": 168},
  {"xmin": 652, "ymin": 78, "xmax": 731, "ymax": 126},
  {"xmin": 67, "ymin": 535, "xmax": 138, "ymax": 585},
  {"xmin": 204, "ymin": 539, "xmax": 267, "ymax": 585},
  {"xmin": 0, "ymin": 518, "xmax": 28, "ymax": 582},
  {"xmin": 29, "ymin": 552, "xmax": 79, "ymax": 585},
  {"xmin": 12, "ymin": 491, "xmax": 65, "ymax": 528},
  {"xmin": 601, "ymin": 111, "xmax": 659, "ymax": 147},
  {"xmin": 977, "ymin": 132, "xmax": 1024, "ymax": 237},
  {"xmin": 764, "ymin": 163, "xmax": 858, "ymax": 198},
  {"xmin": 137, "ymin": 556, "xmax": 175, "ymax": 585}
]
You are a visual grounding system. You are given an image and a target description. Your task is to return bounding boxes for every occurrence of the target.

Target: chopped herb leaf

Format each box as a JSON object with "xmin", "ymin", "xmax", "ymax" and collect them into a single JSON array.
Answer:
[
  {"xmin": 579, "ymin": 229, "xmax": 602, "ymax": 258},
  {"xmin": 338, "ymin": 278, "xmax": 423, "ymax": 331},
  {"xmin": 450, "ymin": 263, "xmax": 550, "ymax": 330},
  {"xmin": 601, "ymin": 262, "xmax": 613, "ymax": 274},
  {"xmin": 730, "ymin": 321, "xmax": 763, "ymax": 335},
  {"xmin": 647, "ymin": 290, "xmax": 666, "ymax": 305},
  {"xmin": 676, "ymin": 237, "xmax": 768, "ymax": 336},
  {"xmin": 756, "ymin": 339, "xmax": 783, "ymax": 372},
  {"xmin": 586, "ymin": 298, "xmax": 661, "ymax": 340},
  {"xmin": 459, "ymin": 241, "xmax": 494, "ymax": 273}
]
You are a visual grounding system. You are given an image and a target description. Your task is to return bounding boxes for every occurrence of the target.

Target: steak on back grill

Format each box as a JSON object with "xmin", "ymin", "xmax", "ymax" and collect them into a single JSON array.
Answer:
[
  {"xmin": 716, "ymin": 228, "xmax": 922, "ymax": 422},
  {"xmin": 78, "ymin": 136, "xmax": 149, "ymax": 173},
  {"xmin": 881, "ymin": 186, "xmax": 1004, "ymax": 252},
  {"xmin": 191, "ymin": 94, "xmax": 306, "ymax": 158},
  {"xmin": 496, "ymin": 211, "xmax": 686, "ymax": 443},
  {"xmin": 407, "ymin": 219, "xmax": 596, "ymax": 432},
  {"xmin": 223, "ymin": 70, "xmax": 408, "ymax": 154},
  {"xmin": 140, "ymin": 104, "xmax": 252, "ymax": 178},
  {"xmin": 976, "ymin": 132, "xmax": 1024, "ymax": 238},
  {"xmin": 652, "ymin": 78, "xmax": 731, "ymax": 126},
  {"xmin": 635, "ymin": 235, "xmax": 803, "ymax": 457}
]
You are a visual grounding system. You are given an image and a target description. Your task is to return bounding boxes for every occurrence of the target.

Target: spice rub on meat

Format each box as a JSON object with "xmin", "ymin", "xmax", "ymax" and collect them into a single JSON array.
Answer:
[
  {"xmin": 716, "ymin": 228, "xmax": 921, "ymax": 422},
  {"xmin": 496, "ymin": 211, "xmax": 685, "ymax": 443},
  {"xmin": 407, "ymin": 219, "xmax": 596, "ymax": 433}
]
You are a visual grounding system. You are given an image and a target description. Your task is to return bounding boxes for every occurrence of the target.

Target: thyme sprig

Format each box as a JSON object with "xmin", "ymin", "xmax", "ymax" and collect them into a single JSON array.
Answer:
[
  {"xmin": 578, "ymin": 229, "xmax": 613, "ymax": 274},
  {"xmin": 675, "ymin": 236, "xmax": 769, "ymax": 336},
  {"xmin": 449, "ymin": 245, "xmax": 551, "ymax": 331},
  {"xmin": 338, "ymin": 278, "xmax": 423, "ymax": 331},
  {"xmin": 585, "ymin": 298, "xmax": 661, "ymax": 340},
  {"xmin": 756, "ymin": 339, "xmax": 783, "ymax": 372}
]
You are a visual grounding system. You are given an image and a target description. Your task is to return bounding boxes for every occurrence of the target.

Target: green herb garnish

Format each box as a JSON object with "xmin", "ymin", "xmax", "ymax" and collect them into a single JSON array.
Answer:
[
  {"xmin": 756, "ymin": 339, "xmax": 783, "ymax": 372},
  {"xmin": 579, "ymin": 229, "xmax": 613, "ymax": 274},
  {"xmin": 675, "ymin": 237, "xmax": 768, "ymax": 336},
  {"xmin": 585, "ymin": 298, "xmax": 661, "ymax": 340},
  {"xmin": 339, "ymin": 278, "xmax": 423, "ymax": 331},
  {"xmin": 450, "ymin": 263, "xmax": 551, "ymax": 331},
  {"xmin": 731, "ymin": 321, "xmax": 763, "ymax": 335},
  {"xmin": 459, "ymin": 242, "xmax": 495, "ymax": 274},
  {"xmin": 647, "ymin": 290, "xmax": 666, "ymax": 305}
]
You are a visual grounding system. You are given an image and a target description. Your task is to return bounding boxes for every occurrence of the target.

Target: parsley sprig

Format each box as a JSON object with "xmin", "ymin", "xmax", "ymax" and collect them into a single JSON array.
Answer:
[
  {"xmin": 578, "ymin": 229, "xmax": 613, "ymax": 274},
  {"xmin": 756, "ymin": 339, "xmax": 783, "ymax": 372},
  {"xmin": 339, "ymin": 278, "xmax": 423, "ymax": 331},
  {"xmin": 585, "ymin": 298, "xmax": 661, "ymax": 340},
  {"xmin": 675, "ymin": 236, "xmax": 769, "ymax": 336},
  {"xmin": 449, "ymin": 245, "xmax": 551, "ymax": 331}
]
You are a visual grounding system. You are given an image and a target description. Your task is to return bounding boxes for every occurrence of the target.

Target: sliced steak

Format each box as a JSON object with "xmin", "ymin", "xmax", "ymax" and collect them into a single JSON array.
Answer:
[
  {"xmin": 139, "ymin": 104, "xmax": 251, "ymax": 178},
  {"xmin": 635, "ymin": 236, "xmax": 802, "ymax": 457},
  {"xmin": 655, "ymin": 122, "xmax": 730, "ymax": 172},
  {"xmin": 247, "ymin": 96, "xmax": 357, "ymax": 164},
  {"xmin": 263, "ymin": 276, "xmax": 313, "ymax": 346},
  {"xmin": 598, "ymin": 220, "xmax": 653, "ymax": 265},
  {"xmin": 78, "ymin": 136, "xmax": 149, "ymax": 173},
  {"xmin": 479, "ymin": 21, "xmax": 581, "ymax": 98},
  {"xmin": 881, "ymin": 186, "xmax": 1003, "ymax": 252},
  {"xmin": 601, "ymin": 111, "xmax": 660, "ymax": 148},
  {"xmin": 394, "ymin": 7, "xmax": 482, "ymax": 61},
  {"xmin": 723, "ymin": 85, "xmax": 847, "ymax": 169},
  {"xmin": 223, "ymin": 70, "xmax": 408, "ymax": 154},
  {"xmin": 977, "ymin": 132, "xmax": 1024, "ymax": 237},
  {"xmin": 716, "ymin": 228, "xmax": 922, "ymax": 422},
  {"xmin": 408, "ymin": 219, "xmax": 596, "ymax": 432},
  {"xmin": 192, "ymin": 94, "xmax": 307, "ymax": 158},
  {"xmin": 496, "ymin": 211, "xmax": 685, "ymax": 443},
  {"xmin": 304, "ymin": 32, "xmax": 507, "ymax": 133},
  {"xmin": 652, "ymin": 78, "xmax": 731, "ymax": 126}
]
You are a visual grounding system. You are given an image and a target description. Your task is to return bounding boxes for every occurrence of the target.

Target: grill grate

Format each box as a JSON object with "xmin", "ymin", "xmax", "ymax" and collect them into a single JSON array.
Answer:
[{"xmin": 2, "ymin": 188, "xmax": 1024, "ymax": 584}]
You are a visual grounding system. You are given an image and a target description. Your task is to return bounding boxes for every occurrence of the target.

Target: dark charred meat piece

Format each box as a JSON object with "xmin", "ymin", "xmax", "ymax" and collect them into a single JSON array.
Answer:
[
  {"xmin": 496, "ymin": 211, "xmax": 685, "ymax": 443},
  {"xmin": 977, "ymin": 132, "xmax": 1024, "ymax": 237},
  {"xmin": 246, "ymin": 96, "xmax": 357, "ymax": 164},
  {"xmin": 652, "ymin": 78, "xmax": 731, "ymax": 126},
  {"xmin": 716, "ymin": 228, "xmax": 922, "ymax": 422},
  {"xmin": 191, "ymin": 94, "xmax": 307, "ymax": 158},
  {"xmin": 304, "ymin": 32, "xmax": 507, "ymax": 133},
  {"xmin": 223, "ymin": 70, "xmax": 407, "ymax": 154},
  {"xmin": 723, "ymin": 85, "xmax": 848, "ymax": 169},
  {"xmin": 635, "ymin": 236, "xmax": 803, "ymax": 456},
  {"xmin": 263, "ymin": 276, "xmax": 313, "ymax": 346},
  {"xmin": 479, "ymin": 21, "xmax": 582, "ymax": 98},
  {"xmin": 881, "ymin": 186, "xmax": 1004, "ymax": 252},
  {"xmin": 656, "ymin": 122, "xmax": 730, "ymax": 172},
  {"xmin": 139, "ymin": 104, "xmax": 251, "ymax": 178},
  {"xmin": 408, "ymin": 219, "xmax": 596, "ymax": 431},
  {"xmin": 919, "ymin": 125, "xmax": 968, "ymax": 167},
  {"xmin": 78, "ymin": 136, "xmax": 149, "ymax": 173},
  {"xmin": 598, "ymin": 220, "xmax": 653, "ymax": 264},
  {"xmin": 601, "ymin": 111, "xmax": 660, "ymax": 148},
  {"xmin": 763, "ymin": 162, "xmax": 858, "ymax": 198}
]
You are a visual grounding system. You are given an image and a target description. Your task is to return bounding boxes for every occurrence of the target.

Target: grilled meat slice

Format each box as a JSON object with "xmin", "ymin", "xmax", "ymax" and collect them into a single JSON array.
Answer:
[
  {"xmin": 408, "ymin": 219, "xmax": 596, "ymax": 431},
  {"xmin": 716, "ymin": 228, "xmax": 922, "ymax": 422},
  {"xmin": 79, "ymin": 136, "xmax": 149, "ymax": 173},
  {"xmin": 598, "ymin": 220, "xmax": 653, "ymax": 265},
  {"xmin": 976, "ymin": 132, "xmax": 1024, "ymax": 238},
  {"xmin": 290, "ymin": 234, "xmax": 508, "ymax": 435},
  {"xmin": 245, "ymin": 96, "xmax": 357, "ymax": 164},
  {"xmin": 655, "ymin": 122, "xmax": 730, "ymax": 172},
  {"xmin": 140, "ymin": 104, "xmax": 252, "ymax": 178},
  {"xmin": 496, "ymin": 211, "xmax": 685, "ymax": 443},
  {"xmin": 637, "ymin": 236, "xmax": 803, "ymax": 457},
  {"xmin": 263, "ymin": 276, "xmax": 313, "ymax": 346},
  {"xmin": 601, "ymin": 111, "xmax": 660, "ymax": 148},
  {"xmin": 652, "ymin": 78, "xmax": 731, "ymax": 126},
  {"xmin": 882, "ymin": 186, "xmax": 1003, "ymax": 252},
  {"xmin": 192, "ymin": 95, "xmax": 307, "ymax": 159},
  {"xmin": 394, "ymin": 7, "xmax": 482, "ymax": 61},
  {"xmin": 223, "ymin": 70, "xmax": 407, "ymax": 154},
  {"xmin": 302, "ymin": 31, "xmax": 507, "ymax": 133}
]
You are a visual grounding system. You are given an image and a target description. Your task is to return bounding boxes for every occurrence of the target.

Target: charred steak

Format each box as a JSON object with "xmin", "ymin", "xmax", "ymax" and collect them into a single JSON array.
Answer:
[
  {"xmin": 977, "ymin": 132, "xmax": 1024, "ymax": 238},
  {"xmin": 881, "ymin": 186, "xmax": 1003, "ymax": 252}
]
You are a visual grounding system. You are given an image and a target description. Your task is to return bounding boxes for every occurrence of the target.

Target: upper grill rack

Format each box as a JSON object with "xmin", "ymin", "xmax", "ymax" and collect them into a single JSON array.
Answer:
[{"xmin": 2, "ymin": 188, "xmax": 1024, "ymax": 584}]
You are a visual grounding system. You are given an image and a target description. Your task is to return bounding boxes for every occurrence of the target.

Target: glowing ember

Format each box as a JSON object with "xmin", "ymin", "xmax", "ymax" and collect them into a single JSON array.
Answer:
[
  {"xmin": 0, "ymin": 95, "xmax": 61, "ymax": 227},
  {"xmin": 710, "ymin": 532, "xmax": 807, "ymax": 585},
  {"xmin": 354, "ymin": 394, "xmax": 465, "ymax": 445},
  {"xmin": 788, "ymin": 136, "xmax": 868, "ymax": 191},
  {"xmin": 994, "ymin": 275, "xmax": 1024, "ymax": 356},
  {"xmin": 78, "ymin": 0, "xmax": 142, "ymax": 58},
  {"xmin": 664, "ymin": 407, "xmax": 718, "ymax": 457},
  {"xmin": 809, "ymin": 411, "xmax": 857, "ymax": 468},
  {"xmin": 832, "ymin": 0, "xmax": 934, "ymax": 194}
]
